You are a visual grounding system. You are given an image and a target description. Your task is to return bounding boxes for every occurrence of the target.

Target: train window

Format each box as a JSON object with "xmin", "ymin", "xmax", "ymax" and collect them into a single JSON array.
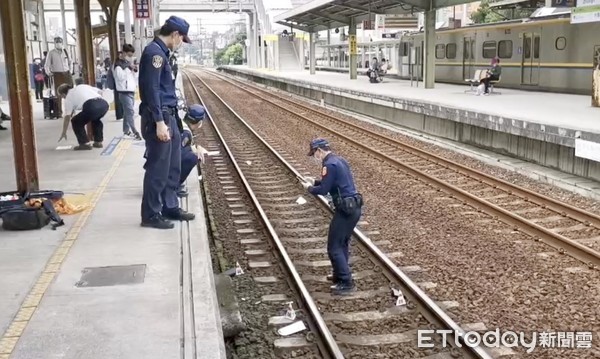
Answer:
[
  {"xmin": 555, "ymin": 37, "xmax": 567, "ymax": 50},
  {"xmin": 446, "ymin": 43, "xmax": 457, "ymax": 59},
  {"xmin": 524, "ymin": 37, "xmax": 531, "ymax": 59},
  {"xmin": 498, "ymin": 40, "xmax": 512, "ymax": 58},
  {"xmin": 482, "ymin": 41, "xmax": 497, "ymax": 58},
  {"xmin": 399, "ymin": 42, "xmax": 409, "ymax": 56},
  {"xmin": 436, "ymin": 44, "xmax": 446, "ymax": 59},
  {"xmin": 463, "ymin": 41, "xmax": 469, "ymax": 59},
  {"xmin": 534, "ymin": 36, "xmax": 540, "ymax": 59}
]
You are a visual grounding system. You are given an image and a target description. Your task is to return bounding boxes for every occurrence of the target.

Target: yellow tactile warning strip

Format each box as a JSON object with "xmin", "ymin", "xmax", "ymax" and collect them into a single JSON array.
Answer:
[{"xmin": 0, "ymin": 140, "xmax": 132, "ymax": 358}]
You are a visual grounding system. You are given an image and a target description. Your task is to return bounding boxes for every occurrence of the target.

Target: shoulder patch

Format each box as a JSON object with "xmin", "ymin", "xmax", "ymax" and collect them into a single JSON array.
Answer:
[
  {"xmin": 152, "ymin": 55, "xmax": 163, "ymax": 68},
  {"xmin": 322, "ymin": 166, "xmax": 327, "ymax": 177}
]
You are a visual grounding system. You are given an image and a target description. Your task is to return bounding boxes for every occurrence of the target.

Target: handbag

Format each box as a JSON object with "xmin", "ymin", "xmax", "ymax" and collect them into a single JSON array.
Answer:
[{"xmin": 34, "ymin": 73, "xmax": 44, "ymax": 82}]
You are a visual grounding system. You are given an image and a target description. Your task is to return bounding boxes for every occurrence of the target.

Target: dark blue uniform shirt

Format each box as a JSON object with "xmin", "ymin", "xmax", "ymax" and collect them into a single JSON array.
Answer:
[
  {"xmin": 138, "ymin": 38, "xmax": 178, "ymax": 122},
  {"xmin": 309, "ymin": 153, "xmax": 358, "ymax": 202}
]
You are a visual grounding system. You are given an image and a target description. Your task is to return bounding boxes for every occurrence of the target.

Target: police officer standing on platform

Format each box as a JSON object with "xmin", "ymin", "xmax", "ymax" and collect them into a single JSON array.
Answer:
[
  {"xmin": 139, "ymin": 16, "xmax": 195, "ymax": 229},
  {"xmin": 301, "ymin": 138, "xmax": 363, "ymax": 295}
]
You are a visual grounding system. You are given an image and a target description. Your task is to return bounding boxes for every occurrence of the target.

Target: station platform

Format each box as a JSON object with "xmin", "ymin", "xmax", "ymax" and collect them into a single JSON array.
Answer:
[
  {"xmin": 220, "ymin": 65, "xmax": 600, "ymax": 183},
  {"xmin": 0, "ymin": 100, "xmax": 226, "ymax": 358}
]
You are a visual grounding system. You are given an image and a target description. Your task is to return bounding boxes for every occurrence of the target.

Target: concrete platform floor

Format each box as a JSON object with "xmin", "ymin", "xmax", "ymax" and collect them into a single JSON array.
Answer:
[
  {"xmin": 224, "ymin": 66, "xmax": 600, "ymax": 134},
  {"xmin": 0, "ymin": 99, "xmax": 225, "ymax": 358}
]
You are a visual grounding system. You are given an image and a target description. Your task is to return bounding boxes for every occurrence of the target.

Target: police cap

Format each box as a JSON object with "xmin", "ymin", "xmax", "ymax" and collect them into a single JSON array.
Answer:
[
  {"xmin": 307, "ymin": 138, "xmax": 330, "ymax": 156},
  {"xmin": 164, "ymin": 16, "xmax": 192, "ymax": 44},
  {"xmin": 185, "ymin": 104, "xmax": 205, "ymax": 124}
]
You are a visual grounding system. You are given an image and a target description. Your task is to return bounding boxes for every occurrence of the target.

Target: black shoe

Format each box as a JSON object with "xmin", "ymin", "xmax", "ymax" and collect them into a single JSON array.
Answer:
[
  {"xmin": 163, "ymin": 208, "xmax": 195, "ymax": 221},
  {"xmin": 73, "ymin": 144, "xmax": 93, "ymax": 151},
  {"xmin": 92, "ymin": 142, "xmax": 103, "ymax": 148},
  {"xmin": 0, "ymin": 125, "xmax": 6, "ymax": 130},
  {"xmin": 331, "ymin": 282, "xmax": 356, "ymax": 296},
  {"xmin": 141, "ymin": 215, "xmax": 175, "ymax": 229},
  {"xmin": 133, "ymin": 133, "xmax": 142, "ymax": 141},
  {"xmin": 326, "ymin": 274, "xmax": 337, "ymax": 283}
]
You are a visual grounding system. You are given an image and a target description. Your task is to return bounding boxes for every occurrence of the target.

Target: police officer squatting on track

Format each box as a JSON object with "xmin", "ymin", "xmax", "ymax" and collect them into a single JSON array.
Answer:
[
  {"xmin": 57, "ymin": 83, "xmax": 109, "ymax": 151},
  {"xmin": 139, "ymin": 15, "xmax": 194, "ymax": 230},
  {"xmin": 178, "ymin": 104, "xmax": 209, "ymax": 197},
  {"xmin": 114, "ymin": 44, "xmax": 142, "ymax": 140},
  {"xmin": 300, "ymin": 138, "xmax": 364, "ymax": 296}
]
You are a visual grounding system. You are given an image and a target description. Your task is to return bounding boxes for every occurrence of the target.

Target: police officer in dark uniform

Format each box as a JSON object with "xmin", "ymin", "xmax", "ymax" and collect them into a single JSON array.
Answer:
[
  {"xmin": 301, "ymin": 138, "xmax": 363, "ymax": 295},
  {"xmin": 139, "ymin": 16, "xmax": 194, "ymax": 229}
]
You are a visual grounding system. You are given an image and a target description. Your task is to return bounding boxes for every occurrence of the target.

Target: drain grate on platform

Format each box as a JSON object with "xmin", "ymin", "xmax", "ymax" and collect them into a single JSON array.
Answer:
[{"xmin": 75, "ymin": 264, "xmax": 147, "ymax": 287}]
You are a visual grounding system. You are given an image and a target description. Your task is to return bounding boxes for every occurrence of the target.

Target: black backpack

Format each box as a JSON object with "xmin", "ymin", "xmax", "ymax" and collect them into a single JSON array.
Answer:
[{"xmin": 106, "ymin": 65, "xmax": 116, "ymax": 90}]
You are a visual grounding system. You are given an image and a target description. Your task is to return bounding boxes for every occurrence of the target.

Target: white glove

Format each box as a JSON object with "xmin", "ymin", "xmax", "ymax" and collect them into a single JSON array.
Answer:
[
  {"xmin": 304, "ymin": 176, "xmax": 316, "ymax": 186},
  {"xmin": 301, "ymin": 181, "xmax": 311, "ymax": 190},
  {"xmin": 197, "ymin": 146, "xmax": 209, "ymax": 164}
]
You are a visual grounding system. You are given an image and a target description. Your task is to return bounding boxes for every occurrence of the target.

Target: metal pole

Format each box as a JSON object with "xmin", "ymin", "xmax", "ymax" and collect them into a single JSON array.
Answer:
[
  {"xmin": 38, "ymin": 1, "xmax": 48, "ymax": 52},
  {"xmin": 60, "ymin": 0, "xmax": 68, "ymax": 46},
  {"xmin": 134, "ymin": 15, "xmax": 142, "ymax": 55},
  {"xmin": 326, "ymin": 29, "xmax": 331, "ymax": 67},
  {"xmin": 123, "ymin": 0, "xmax": 133, "ymax": 44},
  {"xmin": 0, "ymin": 0, "xmax": 40, "ymax": 192},
  {"xmin": 309, "ymin": 32, "xmax": 315, "ymax": 75}
]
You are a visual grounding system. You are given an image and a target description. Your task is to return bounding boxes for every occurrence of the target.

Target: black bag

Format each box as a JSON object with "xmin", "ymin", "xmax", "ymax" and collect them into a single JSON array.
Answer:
[{"xmin": 2, "ymin": 207, "xmax": 50, "ymax": 231}]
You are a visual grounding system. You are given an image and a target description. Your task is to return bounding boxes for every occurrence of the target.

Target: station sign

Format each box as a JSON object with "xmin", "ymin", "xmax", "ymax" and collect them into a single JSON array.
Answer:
[
  {"xmin": 349, "ymin": 35, "xmax": 357, "ymax": 55},
  {"xmin": 134, "ymin": 0, "xmax": 152, "ymax": 19},
  {"xmin": 382, "ymin": 33, "xmax": 399, "ymax": 39},
  {"xmin": 572, "ymin": 0, "xmax": 600, "ymax": 23}
]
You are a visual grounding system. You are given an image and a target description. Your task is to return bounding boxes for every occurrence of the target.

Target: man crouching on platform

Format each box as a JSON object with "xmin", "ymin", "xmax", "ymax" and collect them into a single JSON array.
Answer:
[
  {"xmin": 178, "ymin": 104, "xmax": 209, "ymax": 197},
  {"xmin": 57, "ymin": 83, "xmax": 109, "ymax": 150}
]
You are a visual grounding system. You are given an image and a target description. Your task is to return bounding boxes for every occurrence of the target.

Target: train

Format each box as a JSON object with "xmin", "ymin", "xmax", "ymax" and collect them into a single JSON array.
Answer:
[{"xmin": 316, "ymin": 9, "xmax": 600, "ymax": 95}]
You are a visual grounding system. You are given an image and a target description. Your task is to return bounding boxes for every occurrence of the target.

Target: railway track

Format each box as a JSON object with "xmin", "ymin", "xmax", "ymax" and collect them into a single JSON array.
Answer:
[
  {"xmin": 201, "ymin": 68, "xmax": 600, "ymax": 270},
  {"xmin": 182, "ymin": 70, "xmax": 493, "ymax": 358}
]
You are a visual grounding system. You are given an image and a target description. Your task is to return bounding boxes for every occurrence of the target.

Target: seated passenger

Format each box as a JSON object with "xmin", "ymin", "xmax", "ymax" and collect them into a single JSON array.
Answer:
[
  {"xmin": 178, "ymin": 104, "xmax": 209, "ymax": 197},
  {"xmin": 379, "ymin": 58, "xmax": 388, "ymax": 74},
  {"xmin": 367, "ymin": 57, "xmax": 380, "ymax": 83},
  {"xmin": 478, "ymin": 57, "xmax": 501, "ymax": 96}
]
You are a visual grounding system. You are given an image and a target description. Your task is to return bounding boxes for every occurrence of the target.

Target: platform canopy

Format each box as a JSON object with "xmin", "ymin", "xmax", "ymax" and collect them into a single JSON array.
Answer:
[{"xmin": 274, "ymin": 0, "xmax": 477, "ymax": 31}]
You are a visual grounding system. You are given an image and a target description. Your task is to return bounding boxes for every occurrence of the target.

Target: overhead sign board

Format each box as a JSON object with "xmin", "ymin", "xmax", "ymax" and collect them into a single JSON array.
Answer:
[
  {"xmin": 382, "ymin": 33, "xmax": 398, "ymax": 39},
  {"xmin": 572, "ymin": 0, "xmax": 600, "ymax": 23},
  {"xmin": 134, "ymin": 0, "xmax": 152, "ymax": 19},
  {"xmin": 571, "ymin": 5, "xmax": 600, "ymax": 23}
]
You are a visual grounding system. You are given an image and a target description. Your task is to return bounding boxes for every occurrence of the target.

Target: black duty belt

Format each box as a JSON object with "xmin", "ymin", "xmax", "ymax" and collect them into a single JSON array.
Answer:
[{"xmin": 161, "ymin": 106, "xmax": 178, "ymax": 115}]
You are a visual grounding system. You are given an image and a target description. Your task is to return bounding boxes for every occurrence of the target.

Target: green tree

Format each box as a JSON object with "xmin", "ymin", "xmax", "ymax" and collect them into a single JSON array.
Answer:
[{"xmin": 470, "ymin": 0, "xmax": 535, "ymax": 24}]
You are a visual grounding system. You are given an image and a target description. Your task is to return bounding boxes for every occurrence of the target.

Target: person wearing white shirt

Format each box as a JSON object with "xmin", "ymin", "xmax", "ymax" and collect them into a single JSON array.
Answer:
[
  {"xmin": 114, "ymin": 44, "xmax": 141, "ymax": 140},
  {"xmin": 57, "ymin": 83, "xmax": 109, "ymax": 151}
]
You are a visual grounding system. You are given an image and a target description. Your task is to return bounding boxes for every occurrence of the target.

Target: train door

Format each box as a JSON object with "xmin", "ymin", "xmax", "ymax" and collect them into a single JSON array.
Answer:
[
  {"xmin": 462, "ymin": 36, "xmax": 475, "ymax": 80},
  {"xmin": 521, "ymin": 32, "xmax": 541, "ymax": 85}
]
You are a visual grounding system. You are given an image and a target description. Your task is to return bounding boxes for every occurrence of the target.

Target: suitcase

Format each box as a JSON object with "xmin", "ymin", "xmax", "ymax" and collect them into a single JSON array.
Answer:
[{"xmin": 43, "ymin": 76, "xmax": 61, "ymax": 119}]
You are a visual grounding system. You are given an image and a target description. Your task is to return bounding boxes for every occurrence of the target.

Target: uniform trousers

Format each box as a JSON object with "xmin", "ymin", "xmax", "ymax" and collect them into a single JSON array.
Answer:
[
  {"xmin": 141, "ymin": 109, "xmax": 182, "ymax": 221},
  {"xmin": 180, "ymin": 145, "xmax": 199, "ymax": 185},
  {"xmin": 327, "ymin": 206, "xmax": 362, "ymax": 286},
  {"xmin": 71, "ymin": 98, "xmax": 108, "ymax": 145}
]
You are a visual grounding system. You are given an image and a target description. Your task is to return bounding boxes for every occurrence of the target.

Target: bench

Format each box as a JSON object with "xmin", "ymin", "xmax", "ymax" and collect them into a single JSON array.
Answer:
[{"xmin": 489, "ymin": 76, "xmax": 501, "ymax": 94}]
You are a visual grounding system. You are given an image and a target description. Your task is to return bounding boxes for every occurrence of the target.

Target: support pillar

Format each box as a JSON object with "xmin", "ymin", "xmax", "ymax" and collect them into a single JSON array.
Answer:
[
  {"xmin": 309, "ymin": 32, "xmax": 315, "ymax": 75},
  {"xmin": 99, "ymin": 0, "xmax": 122, "ymax": 61},
  {"xmin": 349, "ymin": 18, "xmax": 357, "ymax": 80},
  {"xmin": 60, "ymin": 0, "xmax": 68, "ymax": 46},
  {"xmin": 123, "ymin": 0, "xmax": 133, "ymax": 44},
  {"xmin": 252, "ymin": 12, "xmax": 258, "ymax": 68},
  {"xmin": 133, "ymin": 15, "xmax": 142, "ymax": 56},
  {"xmin": 38, "ymin": 0, "xmax": 49, "ymax": 52},
  {"xmin": 424, "ymin": 9, "xmax": 436, "ymax": 89},
  {"xmin": 326, "ymin": 29, "xmax": 331, "ymax": 67},
  {"xmin": 74, "ymin": 0, "xmax": 94, "ymax": 85},
  {"xmin": 0, "ymin": 0, "xmax": 39, "ymax": 192}
]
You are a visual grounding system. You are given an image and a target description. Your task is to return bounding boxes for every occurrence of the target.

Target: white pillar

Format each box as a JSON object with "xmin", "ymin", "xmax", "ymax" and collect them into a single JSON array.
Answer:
[
  {"xmin": 326, "ymin": 29, "xmax": 331, "ymax": 67},
  {"xmin": 134, "ymin": 17, "xmax": 142, "ymax": 55},
  {"xmin": 424, "ymin": 9, "xmax": 436, "ymax": 88},
  {"xmin": 123, "ymin": 0, "xmax": 133, "ymax": 44},
  {"xmin": 309, "ymin": 32, "xmax": 315, "ymax": 75},
  {"xmin": 60, "ymin": 0, "xmax": 68, "ymax": 46},
  {"xmin": 38, "ymin": 0, "xmax": 48, "ymax": 52}
]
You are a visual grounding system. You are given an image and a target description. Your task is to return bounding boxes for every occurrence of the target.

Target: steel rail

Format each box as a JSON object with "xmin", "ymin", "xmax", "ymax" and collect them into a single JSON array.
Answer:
[
  {"xmin": 182, "ymin": 71, "xmax": 344, "ymax": 359},
  {"xmin": 188, "ymin": 69, "xmax": 493, "ymax": 359},
  {"xmin": 211, "ymin": 70, "xmax": 600, "ymax": 229},
  {"xmin": 204, "ymin": 69, "xmax": 600, "ymax": 270}
]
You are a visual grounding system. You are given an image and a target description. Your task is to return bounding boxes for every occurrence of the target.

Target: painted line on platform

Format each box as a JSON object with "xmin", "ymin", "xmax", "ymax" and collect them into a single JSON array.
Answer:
[
  {"xmin": 0, "ymin": 139, "xmax": 132, "ymax": 358},
  {"xmin": 100, "ymin": 136, "xmax": 122, "ymax": 156}
]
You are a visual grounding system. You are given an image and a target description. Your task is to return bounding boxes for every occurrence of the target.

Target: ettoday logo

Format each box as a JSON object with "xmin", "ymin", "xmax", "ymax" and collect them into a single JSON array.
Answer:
[{"xmin": 418, "ymin": 329, "xmax": 593, "ymax": 353}]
